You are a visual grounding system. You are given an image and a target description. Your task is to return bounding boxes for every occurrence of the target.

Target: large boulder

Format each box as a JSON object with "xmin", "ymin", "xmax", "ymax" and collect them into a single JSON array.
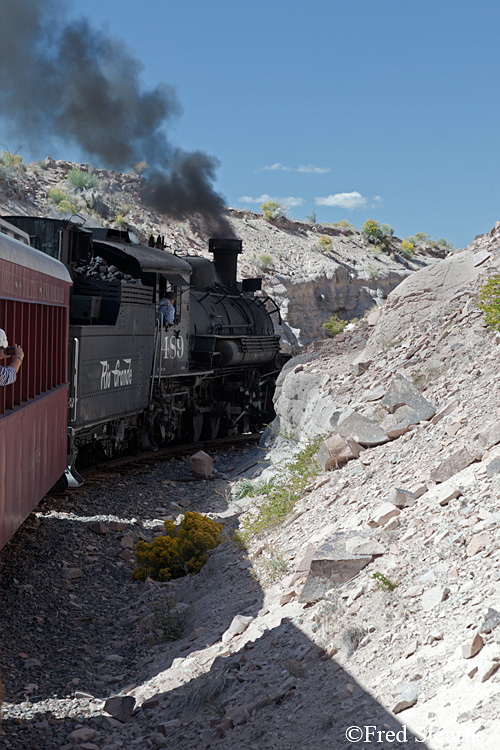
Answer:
[{"xmin": 381, "ymin": 374, "xmax": 436, "ymax": 421}]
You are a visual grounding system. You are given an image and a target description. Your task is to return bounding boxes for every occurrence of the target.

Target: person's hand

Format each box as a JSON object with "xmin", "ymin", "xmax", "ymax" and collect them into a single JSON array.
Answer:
[{"xmin": 13, "ymin": 345, "xmax": 24, "ymax": 361}]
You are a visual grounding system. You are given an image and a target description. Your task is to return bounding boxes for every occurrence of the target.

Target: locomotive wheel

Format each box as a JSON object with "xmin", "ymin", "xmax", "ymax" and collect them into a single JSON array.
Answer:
[{"xmin": 201, "ymin": 416, "xmax": 220, "ymax": 441}]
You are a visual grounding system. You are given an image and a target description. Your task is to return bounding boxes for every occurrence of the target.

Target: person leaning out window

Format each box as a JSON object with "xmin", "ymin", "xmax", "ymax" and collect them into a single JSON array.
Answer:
[{"xmin": 0, "ymin": 328, "xmax": 24, "ymax": 386}]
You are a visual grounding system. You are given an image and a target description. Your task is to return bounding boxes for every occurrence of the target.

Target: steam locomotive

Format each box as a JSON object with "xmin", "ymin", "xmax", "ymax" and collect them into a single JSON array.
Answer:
[{"xmin": 0, "ymin": 215, "xmax": 284, "ymax": 547}]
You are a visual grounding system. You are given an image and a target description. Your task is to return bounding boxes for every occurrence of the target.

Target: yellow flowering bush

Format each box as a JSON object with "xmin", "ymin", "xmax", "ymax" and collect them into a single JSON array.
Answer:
[
  {"xmin": 261, "ymin": 200, "xmax": 286, "ymax": 222},
  {"xmin": 318, "ymin": 235, "xmax": 332, "ymax": 246},
  {"xmin": 400, "ymin": 239, "xmax": 415, "ymax": 258},
  {"xmin": 133, "ymin": 511, "xmax": 223, "ymax": 582},
  {"xmin": 362, "ymin": 219, "xmax": 383, "ymax": 242}
]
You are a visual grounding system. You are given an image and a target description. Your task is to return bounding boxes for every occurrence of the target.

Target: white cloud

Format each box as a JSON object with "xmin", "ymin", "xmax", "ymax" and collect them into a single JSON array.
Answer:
[
  {"xmin": 262, "ymin": 163, "xmax": 292, "ymax": 171},
  {"xmin": 238, "ymin": 194, "xmax": 304, "ymax": 208},
  {"xmin": 282, "ymin": 196, "xmax": 304, "ymax": 208},
  {"xmin": 261, "ymin": 163, "xmax": 330, "ymax": 174},
  {"xmin": 297, "ymin": 164, "xmax": 330, "ymax": 174},
  {"xmin": 238, "ymin": 194, "xmax": 273, "ymax": 204},
  {"xmin": 315, "ymin": 191, "xmax": 368, "ymax": 210}
]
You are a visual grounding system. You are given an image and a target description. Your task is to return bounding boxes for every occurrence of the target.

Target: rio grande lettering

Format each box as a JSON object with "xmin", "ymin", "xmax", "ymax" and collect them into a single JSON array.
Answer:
[{"xmin": 100, "ymin": 359, "xmax": 132, "ymax": 390}]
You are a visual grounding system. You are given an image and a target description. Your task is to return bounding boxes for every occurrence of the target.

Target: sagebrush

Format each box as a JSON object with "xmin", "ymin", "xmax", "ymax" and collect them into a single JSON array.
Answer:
[{"xmin": 133, "ymin": 511, "xmax": 223, "ymax": 581}]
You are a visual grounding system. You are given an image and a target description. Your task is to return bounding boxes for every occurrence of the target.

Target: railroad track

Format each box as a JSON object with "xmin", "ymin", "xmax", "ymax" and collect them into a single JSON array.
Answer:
[{"xmin": 75, "ymin": 431, "xmax": 263, "ymax": 482}]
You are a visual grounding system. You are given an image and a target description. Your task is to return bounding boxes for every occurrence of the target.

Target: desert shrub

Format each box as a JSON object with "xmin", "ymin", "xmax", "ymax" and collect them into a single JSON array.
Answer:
[
  {"xmin": 435, "ymin": 237, "xmax": 454, "ymax": 249},
  {"xmin": 318, "ymin": 235, "xmax": 332, "ymax": 247},
  {"xmin": 362, "ymin": 218, "xmax": 383, "ymax": 243},
  {"xmin": 142, "ymin": 597, "xmax": 190, "ymax": 643},
  {"xmin": 341, "ymin": 625, "xmax": 367, "ymax": 657},
  {"xmin": 240, "ymin": 436, "xmax": 323, "ymax": 538},
  {"xmin": 306, "ymin": 212, "xmax": 317, "ymax": 224},
  {"xmin": 284, "ymin": 659, "xmax": 306, "ymax": 677},
  {"xmin": 67, "ymin": 168, "xmax": 99, "ymax": 191},
  {"xmin": 114, "ymin": 213, "xmax": 126, "ymax": 226},
  {"xmin": 260, "ymin": 253, "xmax": 273, "ymax": 267},
  {"xmin": 232, "ymin": 477, "xmax": 274, "ymax": 501},
  {"xmin": 133, "ymin": 511, "xmax": 223, "ymax": 582},
  {"xmin": 131, "ymin": 161, "xmax": 149, "ymax": 175},
  {"xmin": 57, "ymin": 199, "xmax": 77, "ymax": 214},
  {"xmin": 400, "ymin": 239, "xmax": 415, "ymax": 258},
  {"xmin": 414, "ymin": 232, "xmax": 430, "ymax": 242},
  {"xmin": 323, "ymin": 313, "xmax": 347, "ymax": 336},
  {"xmin": 332, "ymin": 219, "xmax": 350, "ymax": 229},
  {"xmin": 261, "ymin": 200, "xmax": 286, "ymax": 222},
  {"xmin": 366, "ymin": 263, "xmax": 379, "ymax": 280},
  {"xmin": 47, "ymin": 187, "xmax": 69, "ymax": 204},
  {"xmin": 372, "ymin": 572, "xmax": 397, "ymax": 591},
  {"xmin": 380, "ymin": 223, "xmax": 394, "ymax": 237},
  {"xmin": 252, "ymin": 547, "xmax": 289, "ymax": 584},
  {"xmin": 478, "ymin": 275, "xmax": 500, "ymax": 331},
  {"xmin": 0, "ymin": 151, "xmax": 24, "ymax": 170}
]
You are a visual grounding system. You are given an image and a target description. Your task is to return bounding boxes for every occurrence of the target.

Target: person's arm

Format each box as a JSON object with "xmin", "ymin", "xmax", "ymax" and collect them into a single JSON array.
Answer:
[{"xmin": 9, "ymin": 345, "xmax": 24, "ymax": 373}]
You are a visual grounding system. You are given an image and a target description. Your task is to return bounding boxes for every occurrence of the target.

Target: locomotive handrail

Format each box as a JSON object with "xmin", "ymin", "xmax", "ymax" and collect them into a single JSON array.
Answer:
[
  {"xmin": 150, "ymin": 320, "xmax": 161, "ymax": 398},
  {"xmin": 253, "ymin": 295, "xmax": 282, "ymax": 324}
]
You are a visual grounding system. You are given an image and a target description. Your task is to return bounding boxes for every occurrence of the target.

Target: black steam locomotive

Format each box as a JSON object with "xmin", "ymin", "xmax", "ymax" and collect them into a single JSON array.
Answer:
[{"xmin": 3, "ymin": 217, "xmax": 284, "ymax": 486}]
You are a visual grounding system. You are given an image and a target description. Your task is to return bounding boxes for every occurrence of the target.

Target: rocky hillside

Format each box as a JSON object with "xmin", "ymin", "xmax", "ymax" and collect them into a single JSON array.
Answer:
[
  {"xmin": 251, "ymin": 220, "xmax": 500, "ymax": 747},
  {"xmin": 0, "ymin": 156, "xmax": 447, "ymax": 350}
]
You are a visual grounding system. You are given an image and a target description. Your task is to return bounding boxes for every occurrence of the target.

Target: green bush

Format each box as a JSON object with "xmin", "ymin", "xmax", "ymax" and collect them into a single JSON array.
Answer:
[
  {"xmin": 332, "ymin": 219, "xmax": 350, "ymax": 229},
  {"xmin": 48, "ymin": 187, "xmax": 69, "ymax": 204},
  {"xmin": 400, "ymin": 239, "xmax": 415, "ymax": 258},
  {"xmin": 478, "ymin": 275, "xmax": 500, "ymax": 331},
  {"xmin": 323, "ymin": 313, "xmax": 347, "ymax": 337},
  {"xmin": 372, "ymin": 572, "xmax": 396, "ymax": 591},
  {"xmin": 380, "ymin": 223, "xmax": 394, "ymax": 237},
  {"xmin": 435, "ymin": 237, "xmax": 454, "ymax": 249},
  {"xmin": 239, "ymin": 437, "xmax": 323, "ymax": 538},
  {"xmin": 143, "ymin": 597, "xmax": 190, "ymax": 643},
  {"xmin": 260, "ymin": 253, "xmax": 273, "ymax": 267},
  {"xmin": 67, "ymin": 168, "xmax": 99, "ymax": 191},
  {"xmin": 57, "ymin": 199, "xmax": 77, "ymax": 214},
  {"xmin": 133, "ymin": 511, "xmax": 223, "ymax": 582},
  {"xmin": 362, "ymin": 218, "xmax": 384, "ymax": 243},
  {"xmin": 0, "ymin": 151, "xmax": 24, "ymax": 170},
  {"xmin": 261, "ymin": 200, "xmax": 286, "ymax": 222},
  {"xmin": 318, "ymin": 235, "xmax": 332, "ymax": 247}
]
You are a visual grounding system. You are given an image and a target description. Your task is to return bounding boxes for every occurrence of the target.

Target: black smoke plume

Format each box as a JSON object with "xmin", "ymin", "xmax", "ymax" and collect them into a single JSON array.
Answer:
[{"xmin": 0, "ymin": 0, "xmax": 232, "ymax": 233}]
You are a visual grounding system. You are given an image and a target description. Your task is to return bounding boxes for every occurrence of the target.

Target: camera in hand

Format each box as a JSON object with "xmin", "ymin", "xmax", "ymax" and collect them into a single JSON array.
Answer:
[{"xmin": 4, "ymin": 347, "xmax": 16, "ymax": 355}]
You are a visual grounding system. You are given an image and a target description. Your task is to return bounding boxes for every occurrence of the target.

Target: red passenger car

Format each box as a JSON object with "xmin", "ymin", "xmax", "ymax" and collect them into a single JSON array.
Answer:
[{"xmin": 0, "ymin": 219, "xmax": 72, "ymax": 549}]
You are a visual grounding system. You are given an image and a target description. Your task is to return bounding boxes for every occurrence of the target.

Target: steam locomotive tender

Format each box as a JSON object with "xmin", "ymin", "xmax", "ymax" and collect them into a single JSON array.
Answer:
[{"xmin": 3, "ymin": 217, "xmax": 283, "ymax": 487}]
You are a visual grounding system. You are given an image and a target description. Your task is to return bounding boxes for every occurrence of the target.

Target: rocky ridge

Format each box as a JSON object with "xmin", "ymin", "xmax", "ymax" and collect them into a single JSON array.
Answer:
[{"xmin": 0, "ymin": 157, "xmax": 447, "ymax": 349}]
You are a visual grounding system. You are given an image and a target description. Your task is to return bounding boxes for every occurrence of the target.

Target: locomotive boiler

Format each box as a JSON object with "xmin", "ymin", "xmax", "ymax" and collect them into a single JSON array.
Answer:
[{"xmin": 1, "ymin": 216, "xmax": 284, "ymax": 507}]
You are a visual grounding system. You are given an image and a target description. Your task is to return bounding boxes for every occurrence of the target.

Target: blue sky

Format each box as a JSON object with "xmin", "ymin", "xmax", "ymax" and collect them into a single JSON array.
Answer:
[{"xmin": 3, "ymin": 0, "xmax": 500, "ymax": 248}]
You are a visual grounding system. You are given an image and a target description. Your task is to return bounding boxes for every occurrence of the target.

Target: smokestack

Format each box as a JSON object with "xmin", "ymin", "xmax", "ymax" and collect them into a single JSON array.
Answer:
[{"xmin": 209, "ymin": 238, "xmax": 243, "ymax": 290}]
